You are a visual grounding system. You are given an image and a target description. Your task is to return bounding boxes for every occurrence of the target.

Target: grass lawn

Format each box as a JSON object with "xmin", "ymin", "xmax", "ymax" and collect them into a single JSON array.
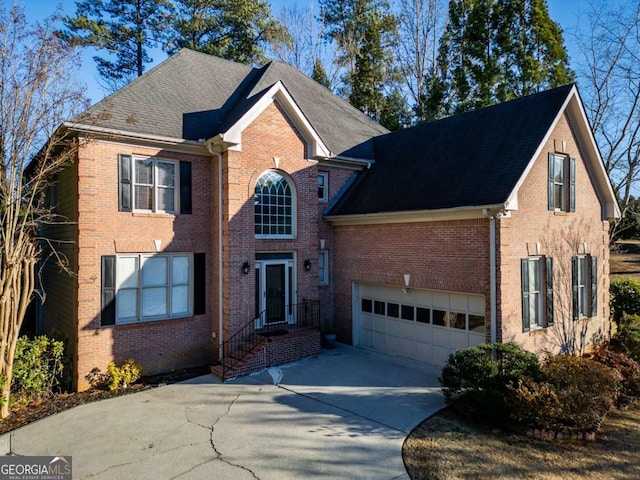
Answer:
[{"xmin": 403, "ymin": 402, "xmax": 640, "ymax": 479}]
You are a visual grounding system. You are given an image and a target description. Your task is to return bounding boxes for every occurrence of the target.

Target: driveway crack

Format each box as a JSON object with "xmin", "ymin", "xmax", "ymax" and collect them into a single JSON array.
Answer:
[{"xmin": 197, "ymin": 393, "xmax": 261, "ymax": 480}]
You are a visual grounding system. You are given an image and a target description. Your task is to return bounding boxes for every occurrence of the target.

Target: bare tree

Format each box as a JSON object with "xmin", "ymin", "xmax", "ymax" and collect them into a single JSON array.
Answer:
[
  {"xmin": 272, "ymin": 3, "xmax": 343, "ymax": 91},
  {"xmin": 272, "ymin": 3, "xmax": 316, "ymax": 73},
  {"xmin": 575, "ymin": 1, "xmax": 640, "ymax": 238},
  {"xmin": 394, "ymin": 0, "xmax": 444, "ymax": 123},
  {"xmin": 0, "ymin": 7, "xmax": 88, "ymax": 417},
  {"xmin": 541, "ymin": 218, "xmax": 608, "ymax": 356}
]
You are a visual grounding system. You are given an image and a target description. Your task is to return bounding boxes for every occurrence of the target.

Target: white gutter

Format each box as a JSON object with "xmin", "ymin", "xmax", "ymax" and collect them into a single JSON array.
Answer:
[
  {"xmin": 207, "ymin": 142, "xmax": 224, "ymax": 360},
  {"xmin": 63, "ymin": 121, "xmax": 205, "ymax": 148}
]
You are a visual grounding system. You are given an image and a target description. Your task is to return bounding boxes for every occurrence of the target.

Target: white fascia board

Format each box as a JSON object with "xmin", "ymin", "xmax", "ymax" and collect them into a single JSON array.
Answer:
[
  {"xmin": 318, "ymin": 156, "xmax": 373, "ymax": 170},
  {"xmin": 63, "ymin": 122, "xmax": 206, "ymax": 152},
  {"xmin": 504, "ymin": 85, "xmax": 621, "ymax": 220},
  {"xmin": 325, "ymin": 204, "xmax": 506, "ymax": 226},
  {"xmin": 215, "ymin": 81, "xmax": 331, "ymax": 158},
  {"xmin": 565, "ymin": 89, "xmax": 621, "ymax": 219}
]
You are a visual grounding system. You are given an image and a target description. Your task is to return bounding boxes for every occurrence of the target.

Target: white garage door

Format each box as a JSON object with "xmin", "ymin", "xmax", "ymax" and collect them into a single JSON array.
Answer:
[{"xmin": 355, "ymin": 283, "xmax": 486, "ymax": 366}]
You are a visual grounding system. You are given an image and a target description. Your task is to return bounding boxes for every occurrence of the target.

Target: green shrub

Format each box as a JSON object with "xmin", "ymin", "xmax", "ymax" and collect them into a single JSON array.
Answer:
[
  {"xmin": 508, "ymin": 355, "xmax": 620, "ymax": 434},
  {"xmin": 11, "ymin": 335, "xmax": 64, "ymax": 405},
  {"xmin": 439, "ymin": 343, "xmax": 541, "ymax": 424},
  {"xmin": 591, "ymin": 348, "xmax": 640, "ymax": 402},
  {"xmin": 609, "ymin": 320, "xmax": 640, "ymax": 363},
  {"xmin": 106, "ymin": 359, "xmax": 142, "ymax": 390},
  {"xmin": 610, "ymin": 279, "xmax": 640, "ymax": 326}
]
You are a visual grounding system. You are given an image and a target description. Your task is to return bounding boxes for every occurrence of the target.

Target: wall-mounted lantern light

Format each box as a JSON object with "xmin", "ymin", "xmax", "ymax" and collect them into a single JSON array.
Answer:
[
  {"xmin": 242, "ymin": 262, "xmax": 251, "ymax": 274},
  {"xmin": 304, "ymin": 259, "xmax": 312, "ymax": 271},
  {"xmin": 403, "ymin": 273, "xmax": 411, "ymax": 294}
]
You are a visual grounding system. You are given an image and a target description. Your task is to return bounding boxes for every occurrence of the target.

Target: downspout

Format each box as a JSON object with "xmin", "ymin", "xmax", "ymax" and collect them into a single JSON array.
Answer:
[
  {"xmin": 482, "ymin": 208, "xmax": 501, "ymax": 345},
  {"xmin": 207, "ymin": 143, "xmax": 224, "ymax": 360}
]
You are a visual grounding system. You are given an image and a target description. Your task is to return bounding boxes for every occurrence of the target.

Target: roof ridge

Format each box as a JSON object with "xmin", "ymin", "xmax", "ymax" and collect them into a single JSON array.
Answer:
[
  {"xmin": 415, "ymin": 83, "xmax": 575, "ymax": 129},
  {"xmin": 259, "ymin": 60, "xmax": 390, "ymax": 134}
]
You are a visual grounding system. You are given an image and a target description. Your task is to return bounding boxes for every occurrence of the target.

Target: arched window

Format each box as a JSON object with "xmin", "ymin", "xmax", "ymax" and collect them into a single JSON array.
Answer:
[{"xmin": 254, "ymin": 171, "xmax": 295, "ymax": 237}]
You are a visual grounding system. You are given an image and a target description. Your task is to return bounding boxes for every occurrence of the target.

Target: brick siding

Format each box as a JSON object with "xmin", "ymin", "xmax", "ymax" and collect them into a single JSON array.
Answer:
[{"xmin": 497, "ymin": 112, "xmax": 612, "ymax": 354}]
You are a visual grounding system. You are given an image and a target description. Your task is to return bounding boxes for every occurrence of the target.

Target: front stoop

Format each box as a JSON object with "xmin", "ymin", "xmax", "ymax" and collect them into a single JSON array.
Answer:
[{"xmin": 212, "ymin": 329, "xmax": 321, "ymax": 381}]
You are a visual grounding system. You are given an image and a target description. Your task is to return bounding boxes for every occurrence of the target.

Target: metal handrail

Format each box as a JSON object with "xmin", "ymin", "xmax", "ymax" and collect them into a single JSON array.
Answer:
[{"xmin": 220, "ymin": 300, "xmax": 320, "ymax": 381}]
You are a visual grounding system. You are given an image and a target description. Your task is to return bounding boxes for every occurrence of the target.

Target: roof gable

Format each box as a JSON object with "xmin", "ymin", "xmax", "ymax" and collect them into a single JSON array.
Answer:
[
  {"xmin": 209, "ymin": 80, "xmax": 330, "ymax": 158},
  {"xmin": 327, "ymin": 84, "xmax": 620, "ymax": 221}
]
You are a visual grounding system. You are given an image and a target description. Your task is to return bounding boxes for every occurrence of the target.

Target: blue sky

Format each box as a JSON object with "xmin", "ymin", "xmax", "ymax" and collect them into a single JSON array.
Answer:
[{"xmin": 11, "ymin": 0, "xmax": 586, "ymax": 104}]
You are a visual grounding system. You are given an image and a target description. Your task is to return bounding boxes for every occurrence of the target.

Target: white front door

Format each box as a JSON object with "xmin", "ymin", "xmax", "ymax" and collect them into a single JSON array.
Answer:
[{"xmin": 255, "ymin": 258, "xmax": 295, "ymax": 328}]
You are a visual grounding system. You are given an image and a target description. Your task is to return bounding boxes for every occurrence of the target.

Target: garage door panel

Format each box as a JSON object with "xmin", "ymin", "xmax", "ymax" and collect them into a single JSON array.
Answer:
[
  {"xmin": 469, "ymin": 332, "xmax": 485, "ymax": 347},
  {"xmin": 355, "ymin": 283, "xmax": 485, "ymax": 368},
  {"xmin": 414, "ymin": 324, "xmax": 432, "ymax": 343},
  {"xmin": 432, "ymin": 327, "xmax": 448, "ymax": 347},
  {"xmin": 398, "ymin": 320, "xmax": 414, "ymax": 339},
  {"xmin": 360, "ymin": 328, "xmax": 373, "ymax": 348},
  {"xmin": 360, "ymin": 314, "xmax": 373, "ymax": 329},
  {"xmin": 450, "ymin": 293, "xmax": 468, "ymax": 310},
  {"xmin": 432, "ymin": 345, "xmax": 450, "ymax": 365},
  {"xmin": 399, "ymin": 337, "xmax": 416, "ymax": 359},
  {"xmin": 469, "ymin": 295, "xmax": 485, "ymax": 313},
  {"xmin": 373, "ymin": 330, "xmax": 387, "ymax": 349},
  {"xmin": 386, "ymin": 334, "xmax": 400, "ymax": 355},
  {"xmin": 373, "ymin": 316, "xmax": 385, "ymax": 332},
  {"xmin": 449, "ymin": 330, "xmax": 468, "ymax": 350}
]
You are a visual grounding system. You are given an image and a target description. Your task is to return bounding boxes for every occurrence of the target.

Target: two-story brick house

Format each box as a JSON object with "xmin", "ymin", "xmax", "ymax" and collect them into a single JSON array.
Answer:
[{"xmin": 37, "ymin": 49, "xmax": 619, "ymax": 389}]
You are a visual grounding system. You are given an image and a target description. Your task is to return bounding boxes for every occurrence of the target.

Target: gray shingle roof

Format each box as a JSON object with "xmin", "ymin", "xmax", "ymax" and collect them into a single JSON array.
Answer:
[
  {"xmin": 328, "ymin": 84, "xmax": 575, "ymax": 216},
  {"xmin": 74, "ymin": 49, "xmax": 387, "ymax": 159}
]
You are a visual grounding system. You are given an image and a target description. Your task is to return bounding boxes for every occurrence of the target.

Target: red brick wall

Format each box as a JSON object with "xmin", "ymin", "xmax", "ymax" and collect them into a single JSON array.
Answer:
[
  {"xmin": 226, "ymin": 330, "xmax": 321, "ymax": 378},
  {"xmin": 222, "ymin": 100, "xmax": 320, "ymax": 339},
  {"xmin": 39, "ymin": 158, "xmax": 80, "ymax": 376},
  {"xmin": 497, "ymin": 112, "xmax": 612, "ymax": 355},
  {"xmin": 332, "ymin": 219, "xmax": 490, "ymax": 343},
  {"xmin": 318, "ymin": 167, "xmax": 359, "ymax": 331},
  {"xmin": 69, "ymin": 140, "xmax": 214, "ymax": 390}
]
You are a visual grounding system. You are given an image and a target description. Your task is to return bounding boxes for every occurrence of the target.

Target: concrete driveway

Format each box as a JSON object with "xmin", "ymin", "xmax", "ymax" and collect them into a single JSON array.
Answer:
[{"xmin": 1, "ymin": 344, "xmax": 444, "ymax": 479}]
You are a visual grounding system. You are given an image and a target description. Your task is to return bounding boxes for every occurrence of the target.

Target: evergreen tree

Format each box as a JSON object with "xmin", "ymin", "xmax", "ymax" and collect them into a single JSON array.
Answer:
[
  {"xmin": 312, "ymin": 58, "xmax": 331, "ymax": 89},
  {"xmin": 319, "ymin": 0, "xmax": 397, "ymax": 99},
  {"xmin": 379, "ymin": 89, "xmax": 412, "ymax": 131},
  {"xmin": 59, "ymin": 0, "xmax": 172, "ymax": 91},
  {"xmin": 166, "ymin": 0, "xmax": 289, "ymax": 65},
  {"xmin": 349, "ymin": 13, "xmax": 386, "ymax": 117},
  {"xmin": 424, "ymin": 0, "xmax": 573, "ymax": 119}
]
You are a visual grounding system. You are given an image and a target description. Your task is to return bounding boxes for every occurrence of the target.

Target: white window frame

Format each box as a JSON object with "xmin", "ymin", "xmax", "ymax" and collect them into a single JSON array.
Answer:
[
  {"xmin": 574, "ymin": 255, "xmax": 591, "ymax": 319},
  {"xmin": 318, "ymin": 250, "xmax": 329, "ymax": 285},
  {"xmin": 132, "ymin": 156, "xmax": 179, "ymax": 214},
  {"xmin": 318, "ymin": 172, "xmax": 329, "ymax": 202},
  {"xmin": 522, "ymin": 256, "xmax": 544, "ymax": 329},
  {"xmin": 254, "ymin": 170, "xmax": 296, "ymax": 239},
  {"xmin": 115, "ymin": 252, "xmax": 193, "ymax": 324}
]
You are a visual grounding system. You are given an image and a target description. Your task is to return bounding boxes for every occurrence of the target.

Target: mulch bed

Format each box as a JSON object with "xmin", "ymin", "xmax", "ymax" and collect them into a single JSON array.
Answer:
[{"xmin": 0, "ymin": 365, "xmax": 211, "ymax": 435}]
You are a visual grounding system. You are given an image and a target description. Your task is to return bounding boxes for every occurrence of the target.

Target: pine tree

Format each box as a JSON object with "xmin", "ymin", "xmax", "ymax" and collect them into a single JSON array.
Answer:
[
  {"xmin": 166, "ymin": 0, "xmax": 289, "ymax": 65},
  {"xmin": 59, "ymin": 0, "xmax": 172, "ymax": 91},
  {"xmin": 319, "ymin": 0, "xmax": 397, "ymax": 98},
  {"xmin": 424, "ymin": 0, "xmax": 573, "ymax": 119},
  {"xmin": 312, "ymin": 58, "xmax": 331, "ymax": 89}
]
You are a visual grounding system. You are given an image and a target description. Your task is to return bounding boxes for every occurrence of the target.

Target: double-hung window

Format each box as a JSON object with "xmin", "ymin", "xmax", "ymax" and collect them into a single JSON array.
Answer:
[
  {"xmin": 521, "ymin": 256, "xmax": 554, "ymax": 331},
  {"xmin": 118, "ymin": 154, "xmax": 192, "ymax": 214},
  {"xmin": 103, "ymin": 253, "xmax": 193, "ymax": 325},
  {"xmin": 318, "ymin": 172, "xmax": 328, "ymax": 202},
  {"xmin": 572, "ymin": 255, "xmax": 598, "ymax": 319},
  {"xmin": 548, "ymin": 153, "xmax": 575, "ymax": 212}
]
